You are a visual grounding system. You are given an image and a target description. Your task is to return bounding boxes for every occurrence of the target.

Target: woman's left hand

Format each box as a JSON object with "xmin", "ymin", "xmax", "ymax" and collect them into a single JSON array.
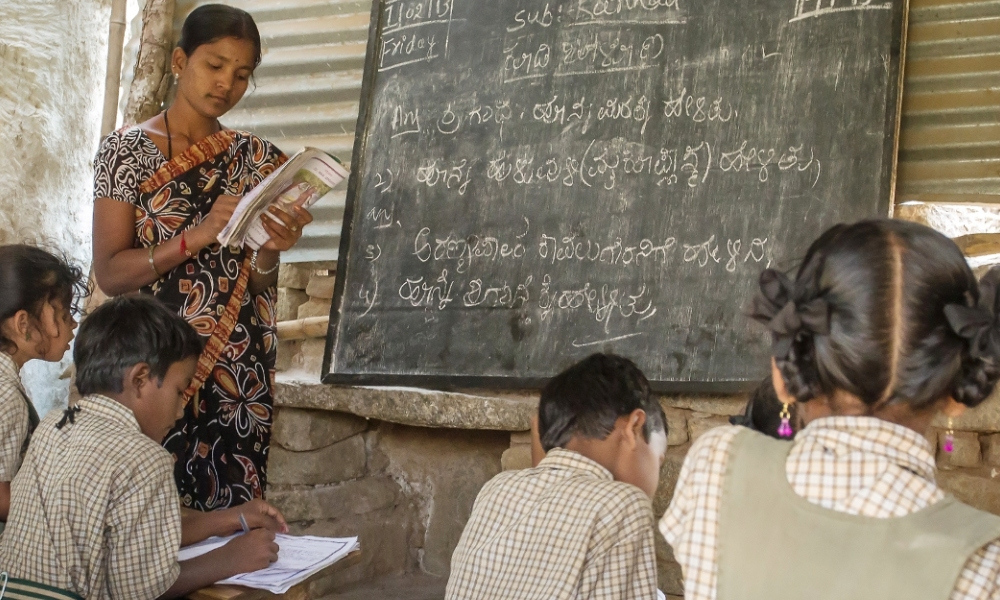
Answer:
[{"xmin": 260, "ymin": 205, "xmax": 313, "ymax": 252}]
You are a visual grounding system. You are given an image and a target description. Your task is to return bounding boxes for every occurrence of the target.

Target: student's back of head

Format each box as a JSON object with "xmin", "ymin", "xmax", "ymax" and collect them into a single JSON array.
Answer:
[
  {"xmin": 75, "ymin": 295, "xmax": 202, "ymax": 397},
  {"xmin": 539, "ymin": 353, "xmax": 665, "ymax": 448},
  {"xmin": 751, "ymin": 219, "xmax": 1000, "ymax": 415},
  {"xmin": 538, "ymin": 353, "xmax": 667, "ymax": 496}
]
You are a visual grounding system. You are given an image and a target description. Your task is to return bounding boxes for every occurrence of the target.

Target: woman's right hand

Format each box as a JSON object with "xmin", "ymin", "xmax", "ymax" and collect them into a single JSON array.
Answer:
[
  {"xmin": 220, "ymin": 528, "xmax": 279, "ymax": 576},
  {"xmin": 190, "ymin": 194, "xmax": 242, "ymax": 248}
]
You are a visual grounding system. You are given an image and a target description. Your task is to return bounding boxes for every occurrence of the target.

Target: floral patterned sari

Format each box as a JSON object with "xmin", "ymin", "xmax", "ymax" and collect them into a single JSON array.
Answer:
[{"xmin": 94, "ymin": 127, "xmax": 286, "ymax": 509}]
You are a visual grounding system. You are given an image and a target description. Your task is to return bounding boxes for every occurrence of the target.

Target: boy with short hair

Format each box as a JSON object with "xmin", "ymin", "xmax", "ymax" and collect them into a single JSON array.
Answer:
[
  {"xmin": 0, "ymin": 296, "xmax": 278, "ymax": 600},
  {"xmin": 446, "ymin": 353, "xmax": 668, "ymax": 600}
]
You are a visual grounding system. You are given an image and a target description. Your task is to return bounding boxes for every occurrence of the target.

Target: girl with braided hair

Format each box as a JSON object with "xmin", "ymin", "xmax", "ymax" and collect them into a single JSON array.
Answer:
[{"xmin": 661, "ymin": 219, "xmax": 1000, "ymax": 600}]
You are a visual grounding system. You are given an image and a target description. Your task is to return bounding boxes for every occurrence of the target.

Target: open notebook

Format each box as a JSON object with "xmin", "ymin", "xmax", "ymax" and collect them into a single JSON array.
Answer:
[{"xmin": 179, "ymin": 533, "xmax": 359, "ymax": 594}]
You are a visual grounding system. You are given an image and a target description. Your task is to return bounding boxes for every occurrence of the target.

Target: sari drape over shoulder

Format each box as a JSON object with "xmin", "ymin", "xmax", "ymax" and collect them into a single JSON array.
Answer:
[{"xmin": 94, "ymin": 127, "xmax": 287, "ymax": 510}]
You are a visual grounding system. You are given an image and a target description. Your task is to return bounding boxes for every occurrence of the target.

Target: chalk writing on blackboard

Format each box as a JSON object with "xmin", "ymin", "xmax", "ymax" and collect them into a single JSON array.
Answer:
[
  {"xmin": 791, "ymin": 0, "xmax": 892, "ymax": 23},
  {"xmin": 326, "ymin": 0, "xmax": 903, "ymax": 390}
]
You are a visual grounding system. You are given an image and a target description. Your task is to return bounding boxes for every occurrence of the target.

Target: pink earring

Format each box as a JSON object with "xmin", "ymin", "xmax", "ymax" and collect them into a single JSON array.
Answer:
[
  {"xmin": 944, "ymin": 416, "xmax": 955, "ymax": 453},
  {"xmin": 778, "ymin": 403, "xmax": 793, "ymax": 438}
]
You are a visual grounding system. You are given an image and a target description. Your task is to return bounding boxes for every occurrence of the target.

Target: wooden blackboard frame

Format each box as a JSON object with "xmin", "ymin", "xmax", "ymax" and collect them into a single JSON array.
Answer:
[{"xmin": 323, "ymin": 0, "xmax": 909, "ymax": 394}]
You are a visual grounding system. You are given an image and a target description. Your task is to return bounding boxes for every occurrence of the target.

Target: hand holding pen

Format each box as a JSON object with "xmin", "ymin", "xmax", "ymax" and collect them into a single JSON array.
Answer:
[{"xmin": 229, "ymin": 498, "xmax": 289, "ymax": 534}]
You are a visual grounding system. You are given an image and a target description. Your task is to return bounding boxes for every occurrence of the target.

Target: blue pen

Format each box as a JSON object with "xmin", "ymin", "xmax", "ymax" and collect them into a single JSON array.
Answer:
[{"xmin": 238, "ymin": 512, "xmax": 250, "ymax": 535}]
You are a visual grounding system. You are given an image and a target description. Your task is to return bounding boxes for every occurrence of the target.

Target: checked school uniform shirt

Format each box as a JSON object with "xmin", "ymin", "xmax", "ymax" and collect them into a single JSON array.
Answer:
[
  {"xmin": 661, "ymin": 417, "xmax": 1000, "ymax": 600},
  {"xmin": 446, "ymin": 448, "xmax": 659, "ymax": 600},
  {"xmin": 0, "ymin": 352, "xmax": 35, "ymax": 483},
  {"xmin": 0, "ymin": 395, "xmax": 182, "ymax": 600}
]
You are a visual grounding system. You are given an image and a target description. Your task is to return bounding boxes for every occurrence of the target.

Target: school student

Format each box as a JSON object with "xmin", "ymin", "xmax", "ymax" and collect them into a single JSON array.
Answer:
[
  {"xmin": 0, "ymin": 296, "xmax": 278, "ymax": 600},
  {"xmin": 446, "ymin": 353, "xmax": 667, "ymax": 600},
  {"xmin": 662, "ymin": 219, "xmax": 1000, "ymax": 600},
  {"xmin": 0, "ymin": 245, "xmax": 84, "ymax": 530}
]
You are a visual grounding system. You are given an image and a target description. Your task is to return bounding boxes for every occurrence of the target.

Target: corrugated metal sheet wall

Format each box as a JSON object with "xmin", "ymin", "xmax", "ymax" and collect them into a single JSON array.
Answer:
[
  {"xmin": 176, "ymin": 0, "xmax": 372, "ymax": 263},
  {"xmin": 898, "ymin": 0, "xmax": 1000, "ymax": 204}
]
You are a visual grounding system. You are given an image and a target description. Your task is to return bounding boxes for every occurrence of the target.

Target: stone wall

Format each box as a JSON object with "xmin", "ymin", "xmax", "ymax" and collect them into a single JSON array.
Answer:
[
  {"xmin": 276, "ymin": 263, "xmax": 336, "ymax": 374},
  {"xmin": 266, "ymin": 405, "xmax": 509, "ymax": 596}
]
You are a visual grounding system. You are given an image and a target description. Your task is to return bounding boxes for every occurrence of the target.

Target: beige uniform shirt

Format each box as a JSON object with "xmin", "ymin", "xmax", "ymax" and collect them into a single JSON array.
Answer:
[
  {"xmin": 661, "ymin": 417, "xmax": 1000, "ymax": 600},
  {"xmin": 0, "ymin": 395, "xmax": 182, "ymax": 600},
  {"xmin": 446, "ymin": 448, "xmax": 659, "ymax": 600},
  {"xmin": 0, "ymin": 352, "xmax": 32, "ymax": 482}
]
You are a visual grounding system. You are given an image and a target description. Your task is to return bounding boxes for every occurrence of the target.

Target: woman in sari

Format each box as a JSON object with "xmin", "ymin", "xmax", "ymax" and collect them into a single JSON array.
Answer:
[{"xmin": 92, "ymin": 4, "xmax": 312, "ymax": 511}]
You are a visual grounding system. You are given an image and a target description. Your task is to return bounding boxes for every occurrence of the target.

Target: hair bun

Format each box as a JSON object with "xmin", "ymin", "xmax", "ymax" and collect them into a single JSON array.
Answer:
[
  {"xmin": 946, "ymin": 267, "xmax": 1000, "ymax": 361},
  {"xmin": 949, "ymin": 266, "xmax": 1000, "ymax": 406}
]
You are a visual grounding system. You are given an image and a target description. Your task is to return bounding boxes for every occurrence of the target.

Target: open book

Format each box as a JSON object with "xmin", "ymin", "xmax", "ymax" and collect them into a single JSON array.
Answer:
[
  {"xmin": 217, "ymin": 148, "xmax": 349, "ymax": 249},
  {"xmin": 179, "ymin": 533, "xmax": 360, "ymax": 594}
]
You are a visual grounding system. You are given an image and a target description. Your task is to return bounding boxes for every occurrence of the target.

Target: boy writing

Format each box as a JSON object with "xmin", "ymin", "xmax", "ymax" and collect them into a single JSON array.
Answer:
[
  {"xmin": 0, "ymin": 296, "xmax": 278, "ymax": 599},
  {"xmin": 446, "ymin": 353, "xmax": 668, "ymax": 600}
]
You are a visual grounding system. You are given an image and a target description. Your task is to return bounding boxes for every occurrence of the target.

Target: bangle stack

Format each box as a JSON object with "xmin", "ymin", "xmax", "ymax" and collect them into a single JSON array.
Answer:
[{"xmin": 250, "ymin": 249, "xmax": 279, "ymax": 275}]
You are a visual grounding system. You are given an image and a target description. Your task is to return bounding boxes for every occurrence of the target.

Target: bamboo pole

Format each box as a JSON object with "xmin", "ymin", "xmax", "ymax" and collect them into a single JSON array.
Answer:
[
  {"xmin": 101, "ymin": 0, "xmax": 129, "ymax": 136},
  {"xmin": 277, "ymin": 316, "xmax": 330, "ymax": 341},
  {"xmin": 122, "ymin": 0, "xmax": 175, "ymax": 127}
]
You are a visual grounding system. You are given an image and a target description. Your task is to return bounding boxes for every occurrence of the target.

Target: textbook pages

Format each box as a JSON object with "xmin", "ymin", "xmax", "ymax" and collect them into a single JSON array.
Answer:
[
  {"xmin": 179, "ymin": 534, "xmax": 359, "ymax": 594},
  {"xmin": 217, "ymin": 147, "xmax": 349, "ymax": 250}
]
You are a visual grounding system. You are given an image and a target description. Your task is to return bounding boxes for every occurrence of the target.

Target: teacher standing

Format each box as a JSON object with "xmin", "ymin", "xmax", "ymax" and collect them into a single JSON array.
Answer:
[{"xmin": 92, "ymin": 4, "xmax": 312, "ymax": 510}]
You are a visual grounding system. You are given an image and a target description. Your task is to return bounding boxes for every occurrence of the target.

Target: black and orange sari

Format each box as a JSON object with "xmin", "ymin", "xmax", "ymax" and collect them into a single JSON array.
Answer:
[{"xmin": 94, "ymin": 127, "xmax": 286, "ymax": 510}]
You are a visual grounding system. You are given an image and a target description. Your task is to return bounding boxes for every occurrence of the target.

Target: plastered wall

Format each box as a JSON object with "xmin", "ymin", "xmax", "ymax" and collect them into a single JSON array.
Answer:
[{"xmin": 0, "ymin": 0, "xmax": 110, "ymax": 415}]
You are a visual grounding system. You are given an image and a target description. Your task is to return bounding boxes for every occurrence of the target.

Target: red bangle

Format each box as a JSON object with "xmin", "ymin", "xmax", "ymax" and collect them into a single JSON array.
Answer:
[{"xmin": 180, "ymin": 231, "xmax": 194, "ymax": 259}]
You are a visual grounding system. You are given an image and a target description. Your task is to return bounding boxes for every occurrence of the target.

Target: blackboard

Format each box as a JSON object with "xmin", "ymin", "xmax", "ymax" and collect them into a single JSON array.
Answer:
[{"xmin": 324, "ymin": 0, "xmax": 905, "ymax": 392}]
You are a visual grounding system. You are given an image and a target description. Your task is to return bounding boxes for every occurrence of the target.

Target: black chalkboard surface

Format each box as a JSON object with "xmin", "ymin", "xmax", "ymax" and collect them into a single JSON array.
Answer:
[{"xmin": 324, "ymin": 0, "xmax": 905, "ymax": 392}]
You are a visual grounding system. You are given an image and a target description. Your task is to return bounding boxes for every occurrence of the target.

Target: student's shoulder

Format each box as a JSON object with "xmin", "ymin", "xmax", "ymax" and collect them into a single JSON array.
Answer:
[
  {"xmin": 0, "ymin": 382, "xmax": 27, "ymax": 420},
  {"xmin": 476, "ymin": 468, "xmax": 527, "ymax": 500},
  {"xmin": 686, "ymin": 424, "xmax": 744, "ymax": 468},
  {"xmin": 46, "ymin": 406, "xmax": 172, "ymax": 470},
  {"xmin": 588, "ymin": 479, "xmax": 653, "ymax": 521}
]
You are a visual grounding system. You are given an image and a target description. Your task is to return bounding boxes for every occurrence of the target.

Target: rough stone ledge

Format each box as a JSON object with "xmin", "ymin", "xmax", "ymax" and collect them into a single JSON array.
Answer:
[
  {"xmin": 275, "ymin": 373, "xmax": 754, "ymax": 433},
  {"xmin": 275, "ymin": 373, "xmax": 536, "ymax": 431}
]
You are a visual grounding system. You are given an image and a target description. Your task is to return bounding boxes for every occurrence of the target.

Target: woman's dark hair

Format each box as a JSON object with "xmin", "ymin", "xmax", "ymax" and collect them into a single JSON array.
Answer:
[
  {"xmin": 178, "ymin": 4, "xmax": 262, "ymax": 69},
  {"xmin": 0, "ymin": 244, "xmax": 87, "ymax": 354},
  {"xmin": 750, "ymin": 219, "xmax": 1000, "ymax": 411},
  {"xmin": 538, "ymin": 353, "xmax": 667, "ymax": 452},
  {"xmin": 75, "ymin": 295, "xmax": 203, "ymax": 395}
]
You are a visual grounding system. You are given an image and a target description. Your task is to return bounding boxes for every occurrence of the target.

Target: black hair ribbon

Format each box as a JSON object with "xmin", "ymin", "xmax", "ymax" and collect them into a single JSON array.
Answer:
[
  {"xmin": 748, "ymin": 268, "xmax": 831, "ymax": 359},
  {"xmin": 55, "ymin": 406, "xmax": 81, "ymax": 430},
  {"xmin": 945, "ymin": 266, "xmax": 1000, "ymax": 361}
]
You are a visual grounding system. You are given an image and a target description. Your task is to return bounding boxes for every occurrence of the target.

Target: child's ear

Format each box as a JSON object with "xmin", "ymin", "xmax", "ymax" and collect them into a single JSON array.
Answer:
[
  {"xmin": 770, "ymin": 358, "xmax": 796, "ymax": 406},
  {"xmin": 622, "ymin": 409, "xmax": 647, "ymax": 449},
  {"xmin": 125, "ymin": 363, "xmax": 152, "ymax": 398},
  {"xmin": 7, "ymin": 310, "xmax": 31, "ymax": 341}
]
